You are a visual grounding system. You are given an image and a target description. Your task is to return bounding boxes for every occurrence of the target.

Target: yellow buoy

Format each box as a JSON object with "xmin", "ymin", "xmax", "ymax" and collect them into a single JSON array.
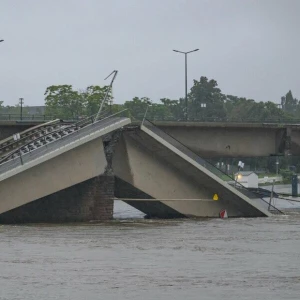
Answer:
[{"xmin": 213, "ymin": 194, "xmax": 219, "ymax": 201}]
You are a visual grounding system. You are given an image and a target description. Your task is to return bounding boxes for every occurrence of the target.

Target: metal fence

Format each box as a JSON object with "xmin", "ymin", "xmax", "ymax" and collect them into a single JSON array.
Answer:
[
  {"xmin": 141, "ymin": 115, "xmax": 300, "ymax": 124},
  {"xmin": 0, "ymin": 114, "xmax": 55, "ymax": 121},
  {"xmin": 131, "ymin": 112, "xmax": 300, "ymax": 124},
  {"xmin": 0, "ymin": 109, "xmax": 116, "ymax": 122},
  {"xmin": 2, "ymin": 111, "xmax": 300, "ymax": 124}
]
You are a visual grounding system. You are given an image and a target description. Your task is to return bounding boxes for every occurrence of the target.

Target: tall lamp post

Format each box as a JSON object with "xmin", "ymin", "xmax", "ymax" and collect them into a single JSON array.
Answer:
[
  {"xmin": 19, "ymin": 98, "xmax": 24, "ymax": 120},
  {"xmin": 173, "ymin": 48, "xmax": 199, "ymax": 121}
]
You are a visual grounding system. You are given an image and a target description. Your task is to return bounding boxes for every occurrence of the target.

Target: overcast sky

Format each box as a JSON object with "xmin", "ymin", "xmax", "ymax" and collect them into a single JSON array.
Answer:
[{"xmin": 0, "ymin": 0, "xmax": 299, "ymax": 106}]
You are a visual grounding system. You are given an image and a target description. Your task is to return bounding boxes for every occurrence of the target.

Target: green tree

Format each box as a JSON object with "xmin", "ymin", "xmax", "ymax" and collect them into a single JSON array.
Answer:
[
  {"xmin": 81, "ymin": 85, "xmax": 112, "ymax": 116},
  {"xmin": 281, "ymin": 90, "xmax": 298, "ymax": 115},
  {"xmin": 44, "ymin": 85, "xmax": 112, "ymax": 119},
  {"xmin": 188, "ymin": 76, "xmax": 226, "ymax": 120},
  {"xmin": 160, "ymin": 98, "xmax": 184, "ymax": 120},
  {"xmin": 44, "ymin": 85, "xmax": 83, "ymax": 119},
  {"xmin": 226, "ymin": 97, "xmax": 287, "ymax": 122},
  {"xmin": 124, "ymin": 97, "xmax": 152, "ymax": 120}
]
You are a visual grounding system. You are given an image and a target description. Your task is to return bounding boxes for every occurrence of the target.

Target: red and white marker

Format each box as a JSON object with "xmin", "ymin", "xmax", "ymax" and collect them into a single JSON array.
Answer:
[{"xmin": 219, "ymin": 209, "xmax": 228, "ymax": 218}]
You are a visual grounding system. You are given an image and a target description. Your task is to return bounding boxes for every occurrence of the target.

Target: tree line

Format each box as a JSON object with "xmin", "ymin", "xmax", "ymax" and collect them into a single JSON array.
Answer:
[
  {"xmin": 1, "ymin": 76, "xmax": 299, "ymax": 122},
  {"xmin": 42, "ymin": 76, "xmax": 299, "ymax": 122}
]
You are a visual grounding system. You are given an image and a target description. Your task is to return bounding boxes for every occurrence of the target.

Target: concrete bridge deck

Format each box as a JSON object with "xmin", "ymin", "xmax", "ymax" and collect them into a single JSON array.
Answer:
[
  {"xmin": 0, "ymin": 116, "xmax": 131, "ymax": 216},
  {"xmin": 0, "ymin": 117, "xmax": 129, "ymax": 180},
  {"xmin": 153, "ymin": 121, "xmax": 299, "ymax": 158}
]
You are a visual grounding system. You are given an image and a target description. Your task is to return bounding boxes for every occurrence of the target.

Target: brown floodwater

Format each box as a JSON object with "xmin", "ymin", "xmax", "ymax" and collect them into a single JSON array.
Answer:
[{"xmin": 0, "ymin": 201, "xmax": 299, "ymax": 300}]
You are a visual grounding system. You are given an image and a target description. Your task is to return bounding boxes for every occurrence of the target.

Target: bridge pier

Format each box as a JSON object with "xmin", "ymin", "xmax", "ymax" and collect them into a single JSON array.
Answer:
[{"xmin": 0, "ymin": 175, "xmax": 114, "ymax": 223}]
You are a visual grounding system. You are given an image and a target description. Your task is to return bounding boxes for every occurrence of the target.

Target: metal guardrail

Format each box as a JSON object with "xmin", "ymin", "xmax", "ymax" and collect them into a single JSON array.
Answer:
[
  {"xmin": 141, "ymin": 119, "xmax": 283, "ymax": 214},
  {"xmin": 136, "ymin": 115, "xmax": 300, "ymax": 124},
  {"xmin": 0, "ymin": 114, "xmax": 55, "ymax": 121},
  {"xmin": 0, "ymin": 120, "xmax": 63, "ymax": 160},
  {"xmin": 0, "ymin": 110, "xmax": 129, "ymax": 177},
  {"xmin": 0, "ymin": 109, "xmax": 112, "ymax": 123},
  {"xmin": 150, "ymin": 117, "xmax": 300, "ymax": 124},
  {"xmin": 0, "ymin": 109, "xmax": 111, "ymax": 162},
  {"xmin": 2, "ymin": 112, "xmax": 300, "ymax": 124}
]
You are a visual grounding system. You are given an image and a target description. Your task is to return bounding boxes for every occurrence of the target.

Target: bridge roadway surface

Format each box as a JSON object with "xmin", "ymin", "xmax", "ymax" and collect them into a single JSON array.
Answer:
[{"xmin": 0, "ymin": 117, "xmax": 127, "ymax": 179}]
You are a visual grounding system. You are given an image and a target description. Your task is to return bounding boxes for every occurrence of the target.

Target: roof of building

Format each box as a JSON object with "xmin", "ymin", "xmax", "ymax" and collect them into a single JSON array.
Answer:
[{"xmin": 235, "ymin": 171, "xmax": 257, "ymax": 176}]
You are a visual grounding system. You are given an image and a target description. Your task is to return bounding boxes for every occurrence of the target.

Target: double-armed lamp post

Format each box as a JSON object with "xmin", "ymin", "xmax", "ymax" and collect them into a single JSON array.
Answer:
[{"xmin": 173, "ymin": 48, "xmax": 199, "ymax": 121}]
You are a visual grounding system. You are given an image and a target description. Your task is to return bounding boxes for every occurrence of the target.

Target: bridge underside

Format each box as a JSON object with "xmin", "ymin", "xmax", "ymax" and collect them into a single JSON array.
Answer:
[
  {"xmin": 112, "ymin": 129, "xmax": 270, "ymax": 218},
  {"xmin": 114, "ymin": 177, "xmax": 184, "ymax": 218}
]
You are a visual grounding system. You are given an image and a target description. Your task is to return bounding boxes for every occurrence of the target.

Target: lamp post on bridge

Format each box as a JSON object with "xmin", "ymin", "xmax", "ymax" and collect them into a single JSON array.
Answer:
[
  {"xmin": 173, "ymin": 48, "xmax": 199, "ymax": 121},
  {"xmin": 19, "ymin": 98, "xmax": 24, "ymax": 120}
]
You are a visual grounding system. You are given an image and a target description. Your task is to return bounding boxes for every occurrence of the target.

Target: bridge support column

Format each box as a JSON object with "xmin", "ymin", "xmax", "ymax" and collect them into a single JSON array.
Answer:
[{"xmin": 0, "ymin": 175, "xmax": 114, "ymax": 223}]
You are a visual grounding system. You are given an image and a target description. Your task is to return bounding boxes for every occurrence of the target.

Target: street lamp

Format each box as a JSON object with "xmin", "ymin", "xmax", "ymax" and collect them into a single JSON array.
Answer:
[
  {"xmin": 173, "ymin": 48, "xmax": 199, "ymax": 121},
  {"xmin": 200, "ymin": 103, "xmax": 206, "ymax": 121},
  {"xmin": 0, "ymin": 40, "xmax": 4, "ymax": 43},
  {"xmin": 19, "ymin": 98, "xmax": 24, "ymax": 120}
]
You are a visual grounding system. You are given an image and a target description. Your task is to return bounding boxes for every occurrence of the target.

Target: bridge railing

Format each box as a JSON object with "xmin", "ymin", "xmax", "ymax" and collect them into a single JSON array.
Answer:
[
  {"xmin": 0, "ymin": 114, "xmax": 56, "ymax": 121},
  {"xmin": 136, "ymin": 114, "xmax": 300, "ymax": 124},
  {"xmin": 141, "ymin": 119, "xmax": 283, "ymax": 214},
  {"xmin": 0, "ymin": 109, "xmax": 115, "ymax": 123},
  {"xmin": 1, "ymin": 111, "xmax": 300, "ymax": 124}
]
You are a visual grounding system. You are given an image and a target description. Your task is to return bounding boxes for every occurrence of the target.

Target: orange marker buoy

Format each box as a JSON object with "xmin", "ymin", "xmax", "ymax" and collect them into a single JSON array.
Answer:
[{"xmin": 219, "ymin": 209, "xmax": 228, "ymax": 218}]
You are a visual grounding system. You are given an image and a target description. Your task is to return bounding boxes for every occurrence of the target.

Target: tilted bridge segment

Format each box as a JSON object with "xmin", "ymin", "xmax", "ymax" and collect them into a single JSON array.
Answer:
[
  {"xmin": 0, "ymin": 113, "xmax": 131, "ymax": 222},
  {"xmin": 0, "ymin": 115, "xmax": 283, "ymax": 223},
  {"xmin": 113, "ymin": 120, "xmax": 281, "ymax": 218}
]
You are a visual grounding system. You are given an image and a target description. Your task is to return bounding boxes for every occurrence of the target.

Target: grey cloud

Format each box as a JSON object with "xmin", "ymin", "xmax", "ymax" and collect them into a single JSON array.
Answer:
[{"xmin": 0, "ymin": 0, "xmax": 299, "ymax": 106}]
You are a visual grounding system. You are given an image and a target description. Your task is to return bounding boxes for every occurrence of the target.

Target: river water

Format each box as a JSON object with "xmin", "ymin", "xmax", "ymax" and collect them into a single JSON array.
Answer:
[{"xmin": 0, "ymin": 200, "xmax": 299, "ymax": 300}]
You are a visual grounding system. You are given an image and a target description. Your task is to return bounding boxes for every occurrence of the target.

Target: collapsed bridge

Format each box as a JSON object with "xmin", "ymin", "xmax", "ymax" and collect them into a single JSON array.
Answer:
[{"xmin": 0, "ymin": 113, "xmax": 282, "ymax": 223}]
